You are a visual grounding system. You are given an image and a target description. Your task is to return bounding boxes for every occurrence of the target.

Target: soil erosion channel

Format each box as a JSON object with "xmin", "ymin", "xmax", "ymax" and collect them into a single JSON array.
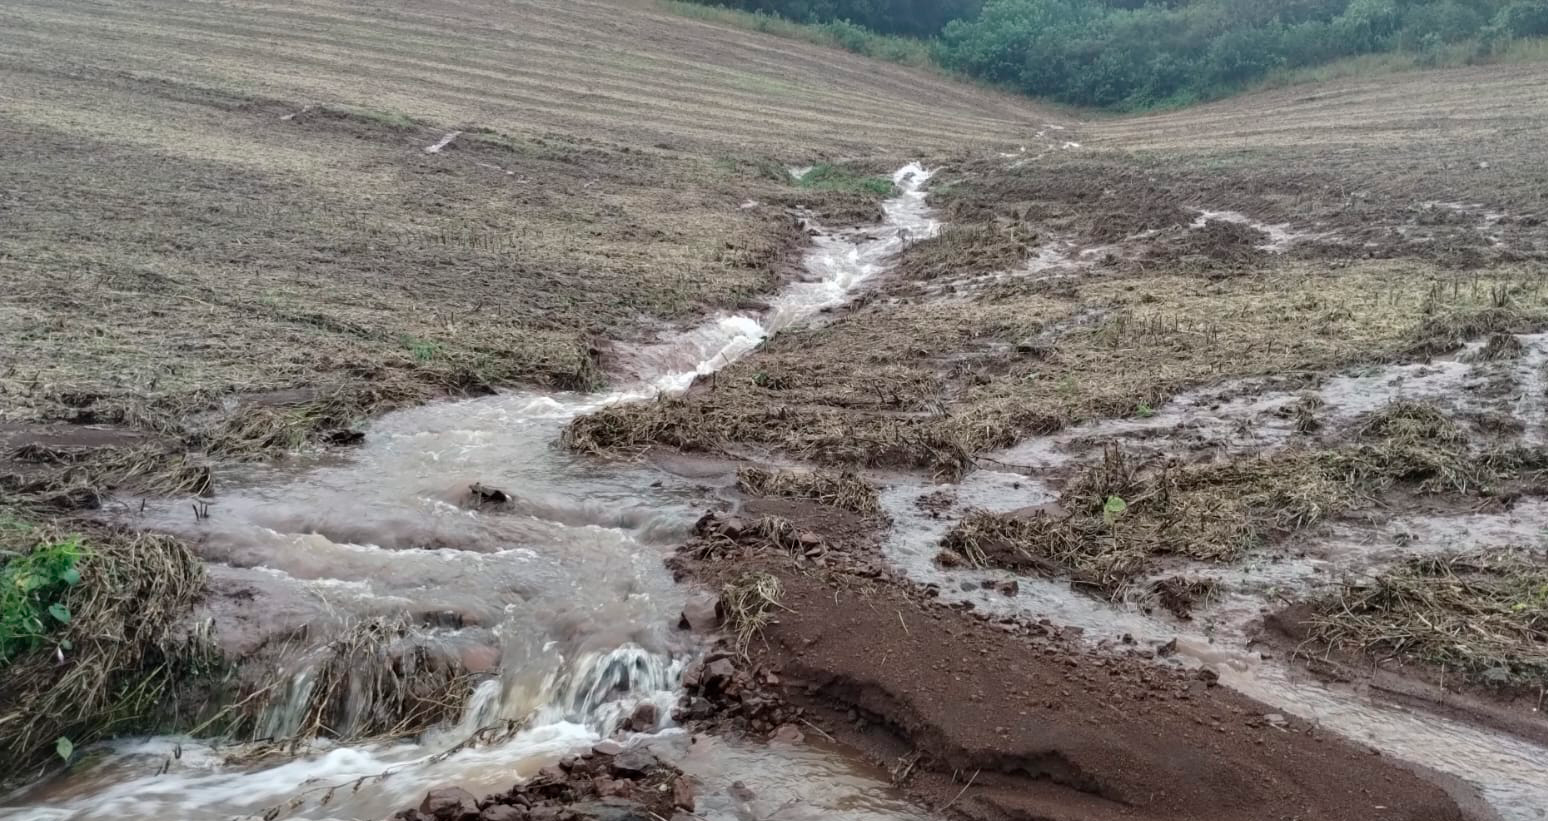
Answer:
[{"xmin": 1, "ymin": 168, "xmax": 937, "ymax": 821}]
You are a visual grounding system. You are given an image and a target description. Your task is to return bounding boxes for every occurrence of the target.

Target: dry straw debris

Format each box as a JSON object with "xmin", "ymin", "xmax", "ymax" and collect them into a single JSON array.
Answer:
[
  {"xmin": 735, "ymin": 466, "xmax": 881, "ymax": 515},
  {"xmin": 0, "ymin": 519, "xmax": 209, "ymax": 786},
  {"xmin": 1306, "ymin": 550, "xmax": 1548, "ymax": 687}
]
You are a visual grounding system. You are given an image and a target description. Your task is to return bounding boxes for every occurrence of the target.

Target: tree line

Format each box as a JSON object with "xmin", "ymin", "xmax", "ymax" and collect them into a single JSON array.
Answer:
[{"xmin": 685, "ymin": 0, "xmax": 1548, "ymax": 108}]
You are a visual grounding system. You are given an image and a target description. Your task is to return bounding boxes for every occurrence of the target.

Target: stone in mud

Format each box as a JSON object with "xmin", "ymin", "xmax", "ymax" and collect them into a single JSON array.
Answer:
[
  {"xmin": 593, "ymin": 776, "xmax": 630, "ymax": 797},
  {"xmin": 609, "ymin": 748, "xmax": 659, "ymax": 778},
  {"xmin": 680, "ymin": 661, "xmax": 704, "ymax": 689},
  {"xmin": 720, "ymin": 517, "xmax": 748, "ymax": 539},
  {"xmin": 627, "ymin": 702, "xmax": 659, "ymax": 733},
  {"xmin": 704, "ymin": 658, "xmax": 736, "ymax": 690},
  {"xmin": 420, "ymin": 786, "xmax": 480, "ymax": 821},
  {"xmin": 677, "ymin": 595, "xmax": 722, "ymax": 632},
  {"xmin": 480, "ymin": 807, "xmax": 525, "ymax": 821},
  {"xmin": 672, "ymin": 776, "xmax": 696, "ymax": 811},
  {"xmin": 772, "ymin": 723, "xmax": 805, "ymax": 744}
]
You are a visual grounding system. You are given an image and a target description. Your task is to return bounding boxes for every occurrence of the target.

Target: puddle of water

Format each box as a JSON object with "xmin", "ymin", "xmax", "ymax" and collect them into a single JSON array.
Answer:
[{"xmin": 0, "ymin": 165, "xmax": 939, "ymax": 821}]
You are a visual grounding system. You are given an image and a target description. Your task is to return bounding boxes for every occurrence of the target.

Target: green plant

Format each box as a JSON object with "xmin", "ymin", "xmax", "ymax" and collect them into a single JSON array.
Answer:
[
  {"xmin": 399, "ymin": 334, "xmax": 442, "ymax": 363},
  {"xmin": 1102, "ymin": 495, "xmax": 1128, "ymax": 526},
  {"xmin": 792, "ymin": 164, "xmax": 895, "ymax": 197},
  {"xmin": 1, "ymin": 536, "xmax": 85, "ymax": 664},
  {"xmin": 1136, "ymin": 402, "xmax": 1155, "ymax": 418}
]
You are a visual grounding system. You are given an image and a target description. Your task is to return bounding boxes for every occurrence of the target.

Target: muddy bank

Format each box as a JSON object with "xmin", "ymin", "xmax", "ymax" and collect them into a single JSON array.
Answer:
[{"xmin": 672, "ymin": 508, "xmax": 1483, "ymax": 821}]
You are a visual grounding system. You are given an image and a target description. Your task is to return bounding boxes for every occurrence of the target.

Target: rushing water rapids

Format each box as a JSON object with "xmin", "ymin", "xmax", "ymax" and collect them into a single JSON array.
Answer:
[{"xmin": 0, "ymin": 165, "xmax": 939, "ymax": 821}]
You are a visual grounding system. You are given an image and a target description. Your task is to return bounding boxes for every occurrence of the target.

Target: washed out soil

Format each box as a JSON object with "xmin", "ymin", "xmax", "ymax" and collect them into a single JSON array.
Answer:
[
  {"xmin": 668, "ymin": 505, "xmax": 1486, "ymax": 821},
  {"xmin": 390, "ymin": 746, "xmax": 693, "ymax": 821}
]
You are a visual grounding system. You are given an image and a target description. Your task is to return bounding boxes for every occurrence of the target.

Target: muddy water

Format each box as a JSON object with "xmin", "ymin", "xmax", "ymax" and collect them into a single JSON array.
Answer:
[
  {"xmin": 0, "ymin": 165, "xmax": 939, "ymax": 821},
  {"xmin": 881, "ymin": 333, "xmax": 1548, "ymax": 820}
]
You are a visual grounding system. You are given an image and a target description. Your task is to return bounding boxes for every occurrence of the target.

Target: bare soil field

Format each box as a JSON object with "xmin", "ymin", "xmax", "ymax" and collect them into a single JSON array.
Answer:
[{"xmin": 5, "ymin": 1, "xmax": 1548, "ymax": 819}]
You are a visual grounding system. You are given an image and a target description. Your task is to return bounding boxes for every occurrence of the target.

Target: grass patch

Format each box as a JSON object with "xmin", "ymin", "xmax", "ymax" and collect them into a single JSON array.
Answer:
[
  {"xmin": 319, "ymin": 105, "xmax": 420, "ymax": 130},
  {"xmin": 1253, "ymin": 35, "xmax": 1548, "ymax": 95},
  {"xmin": 736, "ymin": 466, "xmax": 880, "ymax": 514},
  {"xmin": 793, "ymin": 164, "xmax": 895, "ymax": 197},
  {"xmin": 1306, "ymin": 550, "xmax": 1548, "ymax": 688},
  {"xmin": 400, "ymin": 334, "xmax": 443, "ymax": 363}
]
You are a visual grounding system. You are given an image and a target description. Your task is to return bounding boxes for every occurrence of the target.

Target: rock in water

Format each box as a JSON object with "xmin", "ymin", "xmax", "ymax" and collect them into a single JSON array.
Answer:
[
  {"xmin": 419, "ymin": 786, "xmax": 479, "ymax": 821},
  {"xmin": 627, "ymin": 702, "xmax": 660, "ymax": 733}
]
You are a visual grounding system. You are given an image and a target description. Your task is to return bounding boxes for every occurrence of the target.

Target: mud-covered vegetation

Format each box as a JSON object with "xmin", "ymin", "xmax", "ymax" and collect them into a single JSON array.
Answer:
[
  {"xmin": 736, "ymin": 466, "xmax": 882, "ymax": 514},
  {"xmin": 1308, "ymin": 550, "xmax": 1548, "ymax": 687},
  {"xmin": 941, "ymin": 400, "xmax": 1539, "ymax": 596},
  {"xmin": 567, "ymin": 269, "xmax": 1548, "ymax": 477}
]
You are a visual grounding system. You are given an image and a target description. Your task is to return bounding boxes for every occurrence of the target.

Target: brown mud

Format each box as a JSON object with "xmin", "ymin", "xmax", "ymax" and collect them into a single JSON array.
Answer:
[
  {"xmin": 391, "ymin": 746, "xmax": 693, "ymax": 821},
  {"xmin": 669, "ymin": 506, "xmax": 1486, "ymax": 821}
]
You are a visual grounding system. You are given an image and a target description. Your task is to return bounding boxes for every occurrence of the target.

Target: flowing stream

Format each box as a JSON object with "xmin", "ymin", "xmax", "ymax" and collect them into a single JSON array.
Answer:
[
  {"xmin": 0, "ymin": 165, "xmax": 939, "ymax": 821},
  {"xmin": 5, "ymin": 163, "xmax": 1545, "ymax": 821}
]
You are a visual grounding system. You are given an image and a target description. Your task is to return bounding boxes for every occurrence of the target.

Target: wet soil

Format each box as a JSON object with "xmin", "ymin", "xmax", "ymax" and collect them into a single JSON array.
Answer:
[
  {"xmin": 673, "ymin": 507, "xmax": 1482, "ymax": 821},
  {"xmin": 391, "ymin": 747, "xmax": 692, "ymax": 821}
]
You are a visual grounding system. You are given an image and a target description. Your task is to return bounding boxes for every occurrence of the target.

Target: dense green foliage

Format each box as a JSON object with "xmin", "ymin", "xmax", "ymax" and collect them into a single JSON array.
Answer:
[
  {"xmin": 682, "ymin": 0, "xmax": 1548, "ymax": 109},
  {"xmin": 0, "ymin": 526, "xmax": 82, "ymax": 664},
  {"xmin": 935, "ymin": 0, "xmax": 1546, "ymax": 107},
  {"xmin": 685, "ymin": 0, "xmax": 982, "ymax": 35}
]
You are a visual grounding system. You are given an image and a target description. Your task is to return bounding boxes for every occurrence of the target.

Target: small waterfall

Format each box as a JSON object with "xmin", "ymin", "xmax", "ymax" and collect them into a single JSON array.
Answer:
[{"xmin": 531, "ymin": 645, "xmax": 683, "ymax": 734}]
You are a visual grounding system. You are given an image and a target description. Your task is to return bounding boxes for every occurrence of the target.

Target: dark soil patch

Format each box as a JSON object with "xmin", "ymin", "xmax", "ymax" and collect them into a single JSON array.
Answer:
[{"xmin": 391, "ymin": 747, "xmax": 692, "ymax": 821}]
